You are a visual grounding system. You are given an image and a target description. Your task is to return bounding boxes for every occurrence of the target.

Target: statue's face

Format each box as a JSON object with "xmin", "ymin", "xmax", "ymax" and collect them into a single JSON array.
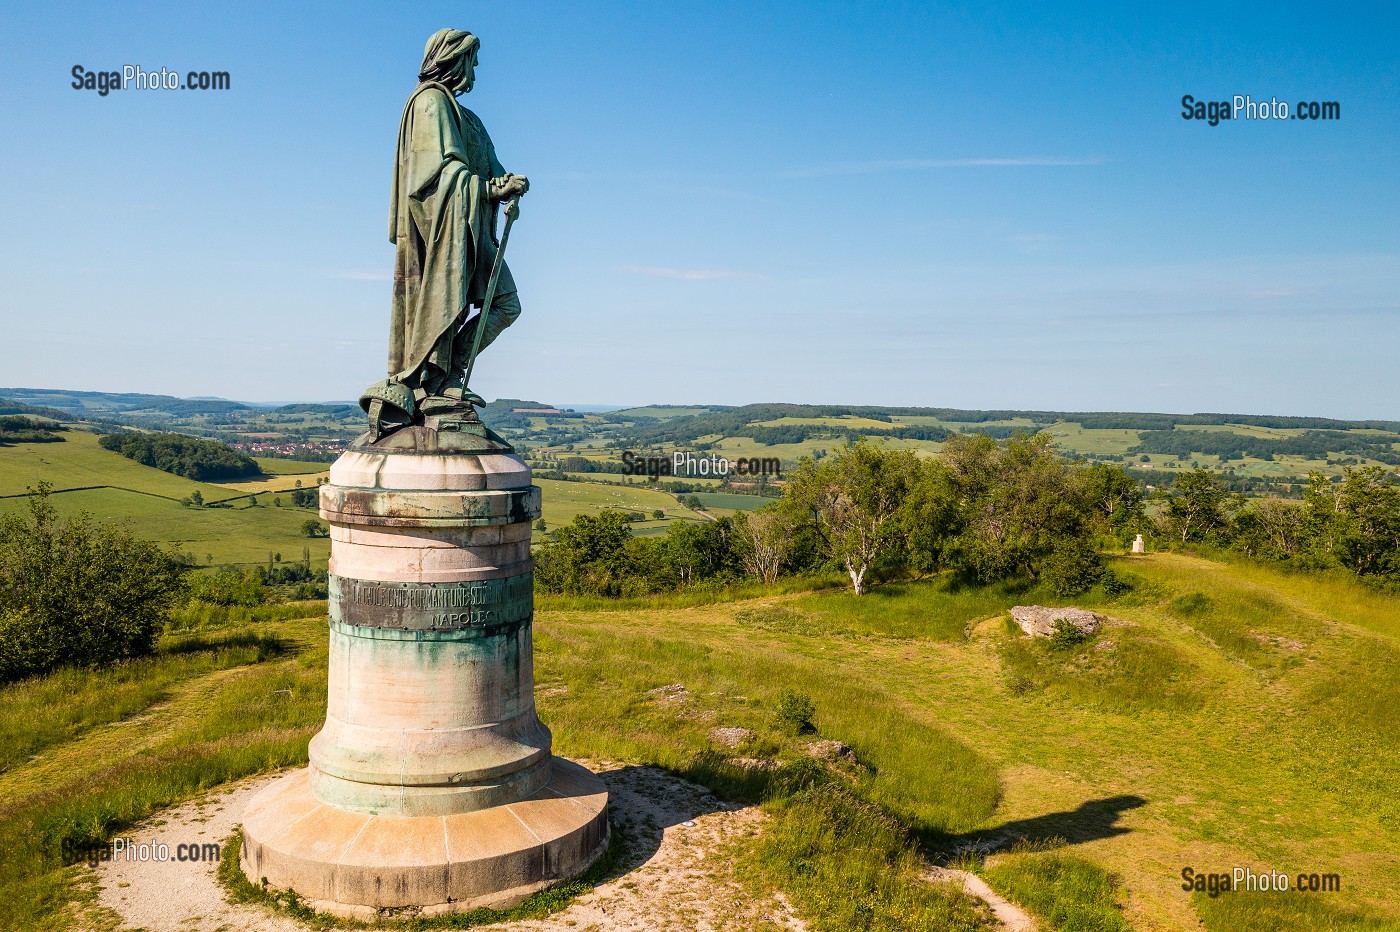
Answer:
[{"xmin": 458, "ymin": 47, "xmax": 478, "ymax": 95}]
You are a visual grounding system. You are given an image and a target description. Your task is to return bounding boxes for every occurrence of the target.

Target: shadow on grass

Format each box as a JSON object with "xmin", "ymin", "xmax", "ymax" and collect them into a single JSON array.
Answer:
[
  {"xmin": 160, "ymin": 630, "xmax": 292, "ymax": 659},
  {"xmin": 932, "ymin": 794, "xmax": 1149, "ymax": 854}
]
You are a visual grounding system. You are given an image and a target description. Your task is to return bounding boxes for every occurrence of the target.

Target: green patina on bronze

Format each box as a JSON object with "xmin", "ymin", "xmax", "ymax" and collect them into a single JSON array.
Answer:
[
  {"xmin": 359, "ymin": 28, "xmax": 530, "ymax": 440},
  {"xmin": 329, "ymin": 574, "xmax": 533, "ymax": 632}
]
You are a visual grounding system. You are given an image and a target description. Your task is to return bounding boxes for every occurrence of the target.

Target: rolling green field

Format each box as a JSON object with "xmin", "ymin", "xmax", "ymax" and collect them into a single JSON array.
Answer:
[
  {"xmin": 0, "ymin": 436, "xmax": 743, "ymax": 564},
  {"xmin": 535, "ymin": 477, "xmax": 688, "ymax": 525},
  {"xmin": 0, "ymin": 434, "xmax": 330, "ymax": 568},
  {"xmin": 690, "ymin": 491, "xmax": 771, "ymax": 516},
  {"xmin": 3, "ymin": 554, "xmax": 1397, "ymax": 930}
]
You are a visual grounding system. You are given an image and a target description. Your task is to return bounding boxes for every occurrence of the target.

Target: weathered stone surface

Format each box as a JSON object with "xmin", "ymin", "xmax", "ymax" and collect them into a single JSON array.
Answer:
[
  {"xmin": 805, "ymin": 739, "xmax": 855, "ymax": 761},
  {"xmin": 710, "ymin": 727, "xmax": 754, "ymax": 749},
  {"xmin": 241, "ymin": 758, "xmax": 608, "ymax": 919},
  {"xmin": 244, "ymin": 425, "xmax": 607, "ymax": 909},
  {"xmin": 1010, "ymin": 605, "xmax": 1103, "ymax": 638}
]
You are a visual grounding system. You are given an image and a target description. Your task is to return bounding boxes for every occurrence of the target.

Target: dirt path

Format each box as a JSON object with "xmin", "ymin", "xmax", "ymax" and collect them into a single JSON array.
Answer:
[
  {"xmin": 924, "ymin": 866, "xmax": 1036, "ymax": 931},
  {"xmin": 91, "ymin": 764, "xmax": 809, "ymax": 932}
]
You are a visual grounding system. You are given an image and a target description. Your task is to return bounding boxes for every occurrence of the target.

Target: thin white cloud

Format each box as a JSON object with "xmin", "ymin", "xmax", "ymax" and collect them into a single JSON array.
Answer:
[
  {"xmin": 787, "ymin": 157, "xmax": 1103, "ymax": 177},
  {"xmin": 618, "ymin": 264, "xmax": 768, "ymax": 282}
]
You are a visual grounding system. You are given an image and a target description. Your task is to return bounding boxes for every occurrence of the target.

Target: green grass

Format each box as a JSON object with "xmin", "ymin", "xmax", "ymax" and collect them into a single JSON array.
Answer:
[
  {"xmin": 535, "ymin": 477, "xmax": 686, "ymax": 526},
  {"xmin": 1194, "ymin": 889, "xmax": 1400, "ymax": 932},
  {"xmin": 0, "ymin": 433, "xmax": 333, "ymax": 567},
  {"xmin": 5, "ymin": 552, "xmax": 1400, "ymax": 929},
  {"xmin": 689, "ymin": 491, "xmax": 771, "ymax": 513},
  {"xmin": 0, "ymin": 615, "xmax": 329, "ymax": 930},
  {"xmin": 0, "ymin": 431, "xmax": 243, "ymax": 501},
  {"xmin": 251, "ymin": 456, "xmax": 331, "ymax": 475},
  {"xmin": 743, "ymin": 784, "xmax": 988, "ymax": 931},
  {"xmin": 0, "ymin": 629, "xmax": 289, "ymax": 777},
  {"xmin": 983, "ymin": 842, "xmax": 1131, "ymax": 932}
]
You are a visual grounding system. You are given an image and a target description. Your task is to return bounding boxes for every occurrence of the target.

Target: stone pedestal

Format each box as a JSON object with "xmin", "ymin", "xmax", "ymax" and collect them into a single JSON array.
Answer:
[{"xmin": 240, "ymin": 423, "xmax": 608, "ymax": 918}]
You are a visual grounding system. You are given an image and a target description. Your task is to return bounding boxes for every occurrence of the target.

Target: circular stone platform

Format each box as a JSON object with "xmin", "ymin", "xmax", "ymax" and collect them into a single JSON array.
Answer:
[{"xmin": 240, "ymin": 758, "xmax": 608, "ymax": 918}]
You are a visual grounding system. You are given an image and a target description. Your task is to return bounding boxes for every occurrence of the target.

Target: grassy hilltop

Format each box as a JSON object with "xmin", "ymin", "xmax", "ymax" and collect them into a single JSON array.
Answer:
[{"xmin": 2, "ymin": 555, "xmax": 1398, "ymax": 929}]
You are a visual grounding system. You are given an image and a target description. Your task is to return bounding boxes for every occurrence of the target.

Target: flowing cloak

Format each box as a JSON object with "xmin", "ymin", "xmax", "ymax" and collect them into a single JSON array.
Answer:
[{"xmin": 387, "ymin": 81, "xmax": 514, "ymax": 382}]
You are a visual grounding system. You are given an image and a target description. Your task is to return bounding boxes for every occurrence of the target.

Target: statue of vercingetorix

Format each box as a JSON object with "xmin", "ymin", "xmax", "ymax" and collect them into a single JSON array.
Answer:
[{"xmin": 362, "ymin": 28, "xmax": 529, "ymax": 433}]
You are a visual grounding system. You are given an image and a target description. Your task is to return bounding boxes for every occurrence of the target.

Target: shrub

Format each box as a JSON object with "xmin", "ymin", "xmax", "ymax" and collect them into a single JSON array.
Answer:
[
  {"xmin": 1049, "ymin": 618, "xmax": 1093, "ymax": 652},
  {"xmin": 0, "ymin": 484, "xmax": 182, "ymax": 682},
  {"xmin": 774, "ymin": 689, "xmax": 816, "ymax": 734},
  {"xmin": 1040, "ymin": 543, "xmax": 1104, "ymax": 597}
]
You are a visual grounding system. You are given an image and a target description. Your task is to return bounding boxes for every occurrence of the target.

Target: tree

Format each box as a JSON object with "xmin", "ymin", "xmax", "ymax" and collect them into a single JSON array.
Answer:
[
  {"xmin": 733, "ymin": 505, "xmax": 792, "ymax": 585},
  {"xmin": 654, "ymin": 518, "xmax": 739, "ymax": 587},
  {"xmin": 534, "ymin": 511, "xmax": 636, "ymax": 595},
  {"xmin": 1163, "ymin": 469, "xmax": 1229, "ymax": 543},
  {"xmin": 188, "ymin": 489, "xmax": 204, "ymax": 508},
  {"xmin": 1080, "ymin": 463, "xmax": 1145, "ymax": 539},
  {"xmin": 1301, "ymin": 467, "xmax": 1400, "ymax": 580},
  {"xmin": 927, "ymin": 432, "xmax": 1100, "ymax": 585},
  {"xmin": 652, "ymin": 509, "xmax": 666, "ymax": 520},
  {"xmin": 301, "ymin": 519, "xmax": 328, "ymax": 538},
  {"xmin": 0, "ymin": 483, "xmax": 183, "ymax": 681},
  {"xmin": 1230, "ymin": 497, "xmax": 1306, "ymax": 561},
  {"xmin": 784, "ymin": 440, "xmax": 921, "ymax": 594}
]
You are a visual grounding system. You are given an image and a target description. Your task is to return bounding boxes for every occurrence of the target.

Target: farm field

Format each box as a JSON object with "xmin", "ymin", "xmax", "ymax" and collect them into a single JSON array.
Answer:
[
  {"xmin": 0, "ymin": 431, "xmax": 245, "ymax": 503},
  {"xmin": 690, "ymin": 491, "xmax": 771, "ymax": 516},
  {"xmin": 534, "ymin": 477, "xmax": 697, "ymax": 530},
  {"xmin": 3, "ymin": 553, "xmax": 1398, "ymax": 930},
  {"xmin": 0, "ymin": 434, "xmax": 329, "ymax": 568}
]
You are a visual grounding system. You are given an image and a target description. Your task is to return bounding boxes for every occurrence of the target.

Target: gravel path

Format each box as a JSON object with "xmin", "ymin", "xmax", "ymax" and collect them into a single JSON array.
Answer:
[{"xmin": 91, "ymin": 764, "xmax": 808, "ymax": 932}]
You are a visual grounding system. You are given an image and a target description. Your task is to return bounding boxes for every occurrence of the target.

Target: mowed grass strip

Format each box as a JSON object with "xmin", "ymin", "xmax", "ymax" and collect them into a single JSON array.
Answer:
[{"xmin": 0, "ymin": 628, "xmax": 290, "ymax": 779}]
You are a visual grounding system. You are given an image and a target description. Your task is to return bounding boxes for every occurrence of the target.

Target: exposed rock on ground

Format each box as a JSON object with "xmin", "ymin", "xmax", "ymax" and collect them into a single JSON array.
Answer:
[
  {"xmin": 1010, "ymin": 605, "xmax": 1103, "ymax": 638},
  {"xmin": 804, "ymin": 739, "xmax": 854, "ymax": 762},
  {"xmin": 711, "ymin": 726, "xmax": 756, "ymax": 748}
]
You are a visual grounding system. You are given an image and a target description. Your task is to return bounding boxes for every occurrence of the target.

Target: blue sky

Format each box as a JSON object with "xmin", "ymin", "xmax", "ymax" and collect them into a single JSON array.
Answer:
[{"xmin": 0, "ymin": 2, "xmax": 1396, "ymax": 416}]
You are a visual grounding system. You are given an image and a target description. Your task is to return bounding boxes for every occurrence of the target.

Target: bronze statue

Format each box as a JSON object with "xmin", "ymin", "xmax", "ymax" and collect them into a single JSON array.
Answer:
[{"xmin": 362, "ymin": 28, "xmax": 528, "ymax": 436}]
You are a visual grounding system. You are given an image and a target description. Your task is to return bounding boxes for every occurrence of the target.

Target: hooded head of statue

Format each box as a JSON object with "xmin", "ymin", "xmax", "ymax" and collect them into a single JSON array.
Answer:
[{"xmin": 418, "ymin": 28, "xmax": 479, "ymax": 94}]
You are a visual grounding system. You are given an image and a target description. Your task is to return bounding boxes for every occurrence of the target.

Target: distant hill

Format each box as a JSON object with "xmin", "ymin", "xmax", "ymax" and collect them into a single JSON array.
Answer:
[{"xmin": 0, "ymin": 387, "xmax": 250, "ymax": 416}]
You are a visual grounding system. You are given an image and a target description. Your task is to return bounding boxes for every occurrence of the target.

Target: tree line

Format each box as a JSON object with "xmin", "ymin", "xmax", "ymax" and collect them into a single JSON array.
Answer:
[
  {"xmin": 0, "ymin": 416, "xmax": 67, "ymax": 445},
  {"xmin": 1160, "ymin": 466, "xmax": 1400, "ymax": 583},
  {"xmin": 536, "ymin": 434, "xmax": 1146, "ymax": 598},
  {"xmin": 1133, "ymin": 428, "xmax": 1400, "ymax": 464},
  {"xmin": 99, "ymin": 431, "xmax": 261, "ymax": 480},
  {"xmin": 537, "ymin": 433, "xmax": 1400, "ymax": 599}
]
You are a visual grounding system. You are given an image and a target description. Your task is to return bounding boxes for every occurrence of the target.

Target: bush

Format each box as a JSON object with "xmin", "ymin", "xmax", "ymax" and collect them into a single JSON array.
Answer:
[
  {"xmin": 1048, "ymin": 618, "xmax": 1093, "ymax": 652},
  {"xmin": 0, "ymin": 484, "xmax": 183, "ymax": 682},
  {"xmin": 774, "ymin": 689, "xmax": 816, "ymax": 734},
  {"xmin": 1040, "ymin": 543, "xmax": 1104, "ymax": 596},
  {"xmin": 1100, "ymin": 568, "xmax": 1128, "ymax": 596},
  {"xmin": 184, "ymin": 571, "xmax": 265, "ymax": 607}
]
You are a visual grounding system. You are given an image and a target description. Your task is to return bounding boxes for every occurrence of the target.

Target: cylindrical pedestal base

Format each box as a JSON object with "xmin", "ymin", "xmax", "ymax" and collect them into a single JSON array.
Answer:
[
  {"xmin": 240, "ymin": 758, "xmax": 609, "ymax": 918},
  {"xmin": 240, "ymin": 423, "xmax": 607, "ymax": 912}
]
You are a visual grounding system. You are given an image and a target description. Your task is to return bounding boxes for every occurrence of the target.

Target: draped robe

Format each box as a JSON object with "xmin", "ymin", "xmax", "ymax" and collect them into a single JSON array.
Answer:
[{"xmin": 387, "ymin": 82, "xmax": 514, "ymax": 384}]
